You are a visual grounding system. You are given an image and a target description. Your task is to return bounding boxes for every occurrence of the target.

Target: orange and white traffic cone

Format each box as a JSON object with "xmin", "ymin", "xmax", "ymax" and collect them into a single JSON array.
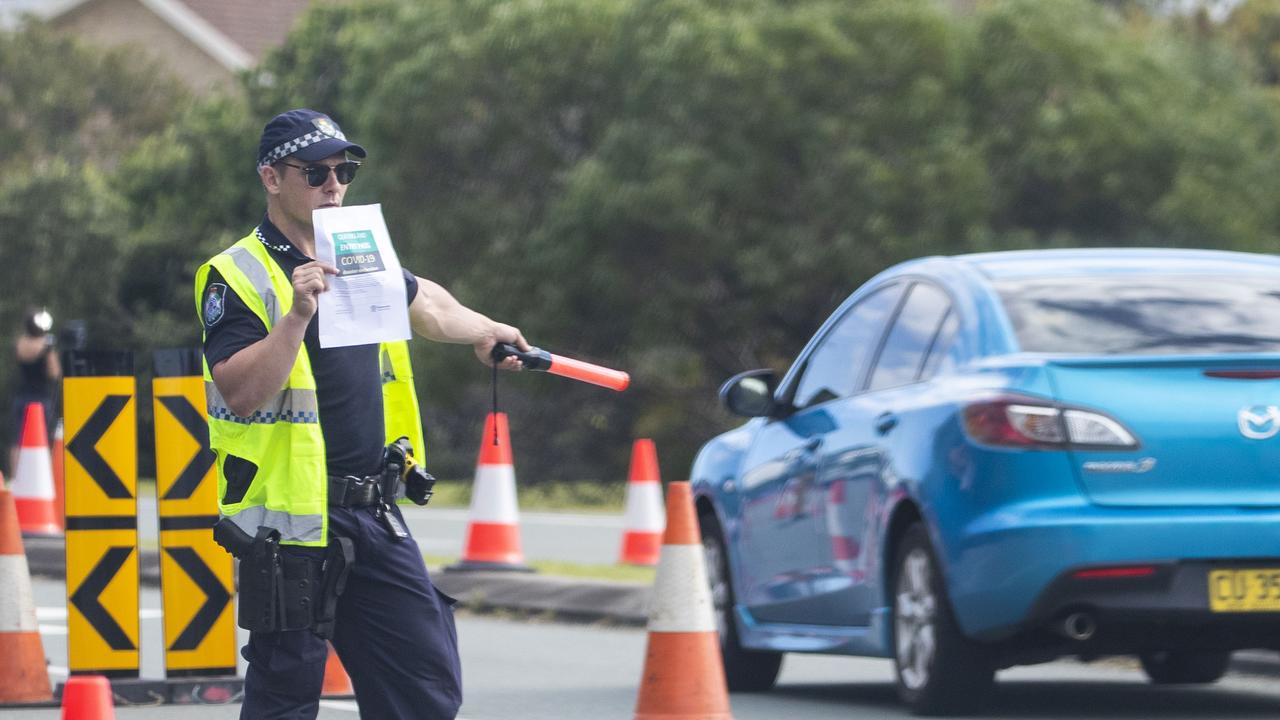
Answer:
[
  {"xmin": 322, "ymin": 643, "xmax": 354, "ymax": 698},
  {"xmin": 59, "ymin": 675, "xmax": 114, "ymax": 718},
  {"xmin": 51, "ymin": 418, "xmax": 65, "ymax": 533},
  {"xmin": 447, "ymin": 413, "xmax": 531, "ymax": 572},
  {"xmin": 633, "ymin": 481, "xmax": 732, "ymax": 720},
  {"xmin": 10, "ymin": 403, "xmax": 60, "ymax": 537},
  {"xmin": 0, "ymin": 486, "xmax": 53, "ymax": 704},
  {"xmin": 618, "ymin": 439, "xmax": 665, "ymax": 566}
]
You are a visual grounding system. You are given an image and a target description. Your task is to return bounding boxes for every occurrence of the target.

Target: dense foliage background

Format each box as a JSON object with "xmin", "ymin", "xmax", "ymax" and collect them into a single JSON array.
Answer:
[{"xmin": 3, "ymin": 0, "xmax": 1280, "ymax": 482}]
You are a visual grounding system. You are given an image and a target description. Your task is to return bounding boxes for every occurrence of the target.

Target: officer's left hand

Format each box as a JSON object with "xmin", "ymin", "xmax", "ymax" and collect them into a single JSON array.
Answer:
[{"xmin": 476, "ymin": 324, "xmax": 530, "ymax": 370}]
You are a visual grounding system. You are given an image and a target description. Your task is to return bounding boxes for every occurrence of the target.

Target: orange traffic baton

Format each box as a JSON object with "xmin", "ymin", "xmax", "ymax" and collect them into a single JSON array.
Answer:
[{"xmin": 492, "ymin": 344, "xmax": 630, "ymax": 392}]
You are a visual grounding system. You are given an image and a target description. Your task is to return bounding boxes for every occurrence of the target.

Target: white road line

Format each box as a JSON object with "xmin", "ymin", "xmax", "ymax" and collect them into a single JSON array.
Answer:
[
  {"xmin": 407, "ymin": 508, "xmax": 623, "ymax": 528},
  {"xmin": 38, "ymin": 607, "xmax": 163, "ymax": 620},
  {"xmin": 318, "ymin": 700, "xmax": 473, "ymax": 720}
]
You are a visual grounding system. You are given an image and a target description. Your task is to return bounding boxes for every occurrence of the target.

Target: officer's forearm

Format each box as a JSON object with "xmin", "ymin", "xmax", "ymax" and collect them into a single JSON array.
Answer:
[
  {"xmin": 210, "ymin": 312, "xmax": 310, "ymax": 417},
  {"xmin": 409, "ymin": 277, "xmax": 497, "ymax": 345}
]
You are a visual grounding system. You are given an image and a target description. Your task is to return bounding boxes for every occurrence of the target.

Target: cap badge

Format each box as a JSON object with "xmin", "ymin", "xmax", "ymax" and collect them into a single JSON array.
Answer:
[{"xmin": 313, "ymin": 117, "xmax": 340, "ymax": 137}]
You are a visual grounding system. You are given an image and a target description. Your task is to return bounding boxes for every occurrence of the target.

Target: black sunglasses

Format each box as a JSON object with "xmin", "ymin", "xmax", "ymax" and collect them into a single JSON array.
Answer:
[{"xmin": 279, "ymin": 160, "xmax": 361, "ymax": 187}]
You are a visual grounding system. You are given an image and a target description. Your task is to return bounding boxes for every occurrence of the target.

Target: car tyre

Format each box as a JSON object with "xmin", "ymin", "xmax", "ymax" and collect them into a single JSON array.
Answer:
[
  {"xmin": 892, "ymin": 524, "xmax": 994, "ymax": 716},
  {"xmin": 700, "ymin": 513, "xmax": 783, "ymax": 692},
  {"xmin": 1139, "ymin": 650, "xmax": 1231, "ymax": 684}
]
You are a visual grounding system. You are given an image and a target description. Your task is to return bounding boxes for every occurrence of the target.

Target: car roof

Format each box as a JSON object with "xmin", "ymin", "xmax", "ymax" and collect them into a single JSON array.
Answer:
[
  {"xmin": 947, "ymin": 247, "xmax": 1280, "ymax": 280},
  {"xmin": 848, "ymin": 248, "xmax": 1280, "ymax": 362},
  {"xmin": 784, "ymin": 247, "xmax": 1280, "ymax": 376}
]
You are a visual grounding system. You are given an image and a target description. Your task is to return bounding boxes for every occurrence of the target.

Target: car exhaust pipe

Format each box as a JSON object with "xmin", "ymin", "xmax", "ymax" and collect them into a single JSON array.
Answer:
[{"xmin": 1059, "ymin": 612, "xmax": 1097, "ymax": 641}]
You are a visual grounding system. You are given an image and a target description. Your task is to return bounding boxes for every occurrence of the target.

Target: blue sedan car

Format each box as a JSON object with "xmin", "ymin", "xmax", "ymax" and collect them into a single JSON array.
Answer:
[{"xmin": 692, "ymin": 248, "xmax": 1280, "ymax": 715}]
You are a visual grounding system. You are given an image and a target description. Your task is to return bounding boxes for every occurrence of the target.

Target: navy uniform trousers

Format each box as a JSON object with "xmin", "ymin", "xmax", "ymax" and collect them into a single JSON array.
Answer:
[{"xmin": 240, "ymin": 504, "xmax": 462, "ymax": 720}]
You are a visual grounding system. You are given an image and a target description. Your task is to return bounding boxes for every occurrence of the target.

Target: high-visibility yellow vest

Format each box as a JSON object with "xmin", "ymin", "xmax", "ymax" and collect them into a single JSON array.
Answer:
[
  {"xmin": 195, "ymin": 232, "xmax": 424, "ymax": 545},
  {"xmin": 381, "ymin": 340, "xmax": 425, "ymax": 456}
]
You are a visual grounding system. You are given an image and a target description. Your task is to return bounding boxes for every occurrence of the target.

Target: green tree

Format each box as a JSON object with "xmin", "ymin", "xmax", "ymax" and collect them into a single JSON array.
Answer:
[
  {"xmin": 968, "ymin": 1, "xmax": 1280, "ymax": 250},
  {"xmin": 0, "ymin": 22, "xmax": 184, "ymax": 455}
]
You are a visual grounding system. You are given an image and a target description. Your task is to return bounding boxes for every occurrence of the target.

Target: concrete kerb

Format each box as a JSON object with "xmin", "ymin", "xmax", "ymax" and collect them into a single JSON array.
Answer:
[
  {"xmin": 22, "ymin": 537, "xmax": 1278, "ymax": 676},
  {"xmin": 22, "ymin": 536, "xmax": 651, "ymax": 626}
]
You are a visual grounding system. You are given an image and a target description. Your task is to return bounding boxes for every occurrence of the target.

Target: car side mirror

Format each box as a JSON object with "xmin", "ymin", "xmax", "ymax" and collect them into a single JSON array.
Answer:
[{"xmin": 719, "ymin": 369, "xmax": 779, "ymax": 418}]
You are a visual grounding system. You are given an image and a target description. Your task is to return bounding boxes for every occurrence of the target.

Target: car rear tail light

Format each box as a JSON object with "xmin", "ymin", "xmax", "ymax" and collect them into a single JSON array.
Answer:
[
  {"xmin": 1072, "ymin": 565, "xmax": 1157, "ymax": 580},
  {"xmin": 962, "ymin": 397, "xmax": 1138, "ymax": 449}
]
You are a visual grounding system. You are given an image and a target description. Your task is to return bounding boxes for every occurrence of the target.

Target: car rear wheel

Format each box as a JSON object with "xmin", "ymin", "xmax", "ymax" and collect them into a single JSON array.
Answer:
[
  {"xmin": 700, "ymin": 513, "xmax": 783, "ymax": 692},
  {"xmin": 1139, "ymin": 650, "xmax": 1231, "ymax": 684},
  {"xmin": 893, "ymin": 524, "xmax": 994, "ymax": 716}
]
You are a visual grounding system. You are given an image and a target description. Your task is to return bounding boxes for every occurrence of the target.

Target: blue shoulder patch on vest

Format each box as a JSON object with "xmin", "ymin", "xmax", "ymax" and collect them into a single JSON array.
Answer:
[{"xmin": 204, "ymin": 283, "xmax": 228, "ymax": 327}]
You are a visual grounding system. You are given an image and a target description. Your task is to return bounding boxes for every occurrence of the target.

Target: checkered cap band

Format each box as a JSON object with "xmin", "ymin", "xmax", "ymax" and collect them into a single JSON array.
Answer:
[{"xmin": 257, "ymin": 128, "xmax": 348, "ymax": 168}]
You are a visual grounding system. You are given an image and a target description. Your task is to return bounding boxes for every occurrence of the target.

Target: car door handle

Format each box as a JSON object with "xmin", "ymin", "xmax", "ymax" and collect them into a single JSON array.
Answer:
[
  {"xmin": 782, "ymin": 438, "xmax": 823, "ymax": 463},
  {"xmin": 875, "ymin": 412, "xmax": 899, "ymax": 435}
]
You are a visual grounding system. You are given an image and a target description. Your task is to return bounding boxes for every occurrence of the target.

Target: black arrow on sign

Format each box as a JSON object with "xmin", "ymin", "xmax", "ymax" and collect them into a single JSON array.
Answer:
[
  {"xmin": 157, "ymin": 396, "xmax": 215, "ymax": 501},
  {"xmin": 165, "ymin": 547, "xmax": 232, "ymax": 652},
  {"xmin": 66, "ymin": 395, "xmax": 133, "ymax": 499},
  {"xmin": 70, "ymin": 546, "xmax": 136, "ymax": 651}
]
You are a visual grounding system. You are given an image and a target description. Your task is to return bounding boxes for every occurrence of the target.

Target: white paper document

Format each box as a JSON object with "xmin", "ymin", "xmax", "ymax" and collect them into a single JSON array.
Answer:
[{"xmin": 312, "ymin": 203, "xmax": 412, "ymax": 348}]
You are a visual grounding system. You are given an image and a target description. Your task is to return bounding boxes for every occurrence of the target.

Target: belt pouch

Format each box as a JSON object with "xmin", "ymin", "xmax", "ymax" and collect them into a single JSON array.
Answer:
[
  {"xmin": 279, "ymin": 552, "xmax": 319, "ymax": 632},
  {"xmin": 237, "ymin": 532, "xmax": 281, "ymax": 633}
]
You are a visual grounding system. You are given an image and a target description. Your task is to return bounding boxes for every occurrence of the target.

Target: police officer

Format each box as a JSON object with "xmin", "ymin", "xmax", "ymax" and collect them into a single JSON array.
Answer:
[{"xmin": 195, "ymin": 108, "xmax": 530, "ymax": 719}]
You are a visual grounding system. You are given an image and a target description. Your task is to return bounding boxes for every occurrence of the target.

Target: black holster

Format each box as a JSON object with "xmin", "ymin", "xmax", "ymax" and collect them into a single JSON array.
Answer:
[
  {"xmin": 214, "ymin": 517, "xmax": 355, "ymax": 638},
  {"xmin": 385, "ymin": 436, "xmax": 436, "ymax": 506},
  {"xmin": 233, "ymin": 525, "xmax": 284, "ymax": 634},
  {"xmin": 313, "ymin": 537, "xmax": 354, "ymax": 639}
]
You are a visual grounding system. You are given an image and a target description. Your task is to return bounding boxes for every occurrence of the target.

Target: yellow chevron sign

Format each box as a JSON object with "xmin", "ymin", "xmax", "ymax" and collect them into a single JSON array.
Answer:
[
  {"xmin": 153, "ymin": 364, "xmax": 236, "ymax": 675},
  {"xmin": 64, "ymin": 370, "xmax": 139, "ymax": 675}
]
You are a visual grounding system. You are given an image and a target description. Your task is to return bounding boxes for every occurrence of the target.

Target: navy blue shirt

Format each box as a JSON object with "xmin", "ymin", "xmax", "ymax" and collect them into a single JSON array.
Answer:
[{"xmin": 201, "ymin": 216, "xmax": 419, "ymax": 477}]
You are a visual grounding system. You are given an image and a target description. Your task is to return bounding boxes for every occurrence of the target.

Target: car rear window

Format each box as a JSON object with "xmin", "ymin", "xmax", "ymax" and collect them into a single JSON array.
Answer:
[{"xmin": 994, "ymin": 274, "xmax": 1280, "ymax": 355}]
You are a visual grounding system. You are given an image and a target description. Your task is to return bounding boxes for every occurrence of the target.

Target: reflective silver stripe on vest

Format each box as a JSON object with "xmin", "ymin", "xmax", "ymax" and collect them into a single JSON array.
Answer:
[
  {"xmin": 205, "ymin": 381, "xmax": 319, "ymax": 425},
  {"xmin": 225, "ymin": 245, "xmax": 281, "ymax": 326},
  {"xmin": 224, "ymin": 507, "xmax": 323, "ymax": 544}
]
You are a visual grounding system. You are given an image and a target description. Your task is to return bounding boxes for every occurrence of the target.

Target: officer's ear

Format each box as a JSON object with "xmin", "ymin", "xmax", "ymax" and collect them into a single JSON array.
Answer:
[{"xmin": 260, "ymin": 164, "xmax": 283, "ymax": 196}]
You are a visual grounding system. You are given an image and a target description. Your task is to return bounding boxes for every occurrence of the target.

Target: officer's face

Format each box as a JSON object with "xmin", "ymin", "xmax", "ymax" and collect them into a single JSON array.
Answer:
[{"xmin": 263, "ymin": 151, "xmax": 351, "ymax": 228}]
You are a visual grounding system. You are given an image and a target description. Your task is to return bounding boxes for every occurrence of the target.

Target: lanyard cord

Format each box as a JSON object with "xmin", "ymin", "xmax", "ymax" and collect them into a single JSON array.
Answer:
[{"xmin": 491, "ymin": 360, "xmax": 499, "ymax": 446}]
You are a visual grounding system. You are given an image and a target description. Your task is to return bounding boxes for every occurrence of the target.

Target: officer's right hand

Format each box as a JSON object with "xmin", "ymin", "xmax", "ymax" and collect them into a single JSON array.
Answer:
[{"xmin": 290, "ymin": 261, "xmax": 338, "ymax": 319}]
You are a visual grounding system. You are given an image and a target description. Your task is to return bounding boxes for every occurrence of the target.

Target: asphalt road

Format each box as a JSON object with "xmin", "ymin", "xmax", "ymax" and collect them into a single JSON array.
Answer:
[{"xmin": 12, "ymin": 577, "xmax": 1280, "ymax": 719}]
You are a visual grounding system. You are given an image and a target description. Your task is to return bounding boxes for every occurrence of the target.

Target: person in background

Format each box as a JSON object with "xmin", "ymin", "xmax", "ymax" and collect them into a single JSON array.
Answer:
[{"xmin": 10, "ymin": 308, "xmax": 60, "ymax": 475}]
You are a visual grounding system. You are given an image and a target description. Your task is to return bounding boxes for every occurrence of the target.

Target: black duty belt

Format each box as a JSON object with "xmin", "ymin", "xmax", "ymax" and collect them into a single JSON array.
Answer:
[{"xmin": 328, "ymin": 474, "xmax": 382, "ymax": 507}]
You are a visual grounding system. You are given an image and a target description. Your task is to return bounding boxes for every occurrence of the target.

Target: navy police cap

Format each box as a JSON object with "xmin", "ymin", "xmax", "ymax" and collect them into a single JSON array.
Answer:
[{"xmin": 257, "ymin": 109, "xmax": 366, "ymax": 168}]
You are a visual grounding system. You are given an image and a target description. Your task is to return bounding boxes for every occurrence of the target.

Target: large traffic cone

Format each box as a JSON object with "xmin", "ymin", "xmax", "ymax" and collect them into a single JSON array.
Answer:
[
  {"xmin": 10, "ymin": 402, "xmax": 59, "ymax": 537},
  {"xmin": 448, "ymin": 413, "xmax": 531, "ymax": 571},
  {"xmin": 322, "ymin": 643, "xmax": 354, "ymax": 698},
  {"xmin": 633, "ymin": 482, "xmax": 732, "ymax": 720},
  {"xmin": 51, "ymin": 418, "xmax": 65, "ymax": 533},
  {"xmin": 618, "ymin": 439, "xmax": 665, "ymax": 566},
  {"xmin": 0, "ymin": 486, "xmax": 53, "ymax": 704},
  {"xmin": 59, "ymin": 675, "xmax": 114, "ymax": 719}
]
